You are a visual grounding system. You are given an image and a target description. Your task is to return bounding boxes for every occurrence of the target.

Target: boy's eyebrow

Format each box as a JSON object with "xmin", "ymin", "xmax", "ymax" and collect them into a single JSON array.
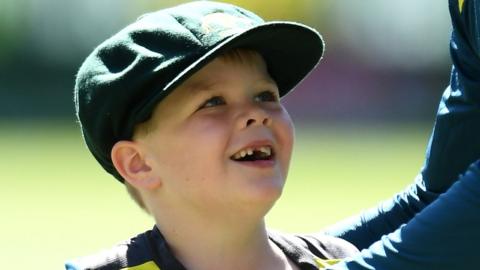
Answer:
[
  {"xmin": 185, "ymin": 79, "xmax": 219, "ymax": 94},
  {"xmin": 185, "ymin": 77, "xmax": 278, "ymax": 94},
  {"xmin": 260, "ymin": 78, "xmax": 278, "ymax": 87}
]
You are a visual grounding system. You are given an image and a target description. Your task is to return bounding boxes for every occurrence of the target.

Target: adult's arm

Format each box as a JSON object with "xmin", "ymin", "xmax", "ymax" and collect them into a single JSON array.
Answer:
[
  {"xmin": 326, "ymin": 0, "xmax": 480, "ymax": 249},
  {"xmin": 329, "ymin": 160, "xmax": 480, "ymax": 270}
]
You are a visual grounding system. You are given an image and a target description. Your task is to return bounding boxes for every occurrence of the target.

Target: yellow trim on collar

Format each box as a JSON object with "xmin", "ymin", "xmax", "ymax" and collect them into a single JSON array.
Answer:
[
  {"xmin": 314, "ymin": 257, "xmax": 342, "ymax": 269},
  {"xmin": 121, "ymin": 261, "xmax": 160, "ymax": 270},
  {"xmin": 459, "ymin": 0, "xmax": 465, "ymax": 13}
]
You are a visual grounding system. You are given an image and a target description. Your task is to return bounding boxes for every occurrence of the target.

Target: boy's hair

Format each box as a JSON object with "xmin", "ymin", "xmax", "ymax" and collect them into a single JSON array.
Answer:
[{"xmin": 74, "ymin": 1, "xmax": 323, "ymax": 184}]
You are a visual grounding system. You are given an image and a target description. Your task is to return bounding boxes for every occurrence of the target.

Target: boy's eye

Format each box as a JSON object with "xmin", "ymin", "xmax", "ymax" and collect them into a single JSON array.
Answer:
[
  {"xmin": 199, "ymin": 96, "xmax": 226, "ymax": 109},
  {"xmin": 254, "ymin": 90, "xmax": 279, "ymax": 103}
]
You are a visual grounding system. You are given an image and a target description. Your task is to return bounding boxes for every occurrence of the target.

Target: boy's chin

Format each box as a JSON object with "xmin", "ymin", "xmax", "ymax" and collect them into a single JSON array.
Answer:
[{"xmin": 239, "ymin": 182, "xmax": 284, "ymax": 211}]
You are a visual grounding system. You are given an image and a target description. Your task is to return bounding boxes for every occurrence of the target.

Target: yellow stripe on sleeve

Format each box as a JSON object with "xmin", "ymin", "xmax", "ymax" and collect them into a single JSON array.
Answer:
[
  {"xmin": 459, "ymin": 0, "xmax": 465, "ymax": 13},
  {"xmin": 121, "ymin": 261, "xmax": 160, "ymax": 270},
  {"xmin": 314, "ymin": 257, "xmax": 342, "ymax": 269}
]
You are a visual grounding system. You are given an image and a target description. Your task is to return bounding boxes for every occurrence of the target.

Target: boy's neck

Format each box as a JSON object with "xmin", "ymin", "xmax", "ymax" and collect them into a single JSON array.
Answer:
[{"xmin": 154, "ymin": 216, "xmax": 297, "ymax": 270}]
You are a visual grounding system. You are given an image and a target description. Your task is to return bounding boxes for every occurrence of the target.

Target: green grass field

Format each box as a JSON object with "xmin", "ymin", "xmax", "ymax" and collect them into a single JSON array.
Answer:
[{"xmin": 0, "ymin": 121, "xmax": 431, "ymax": 269}]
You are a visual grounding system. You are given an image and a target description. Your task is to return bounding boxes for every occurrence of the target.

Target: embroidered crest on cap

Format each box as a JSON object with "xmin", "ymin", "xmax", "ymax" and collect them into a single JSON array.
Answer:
[{"xmin": 201, "ymin": 12, "xmax": 254, "ymax": 38}]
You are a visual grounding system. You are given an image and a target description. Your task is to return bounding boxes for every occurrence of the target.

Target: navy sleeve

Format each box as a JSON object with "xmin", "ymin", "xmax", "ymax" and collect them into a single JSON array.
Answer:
[
  {"xmin": 329, "ymin": 160, "xmax": 480, "ymax": 270},
  {"xmin": 326, "ymin": 0, "xmax": 480, "ymax": 249}
]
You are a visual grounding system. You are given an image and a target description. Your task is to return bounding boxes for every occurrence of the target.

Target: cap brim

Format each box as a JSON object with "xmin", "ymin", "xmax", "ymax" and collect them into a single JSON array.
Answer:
[{"xmin": 135, "ymin": 21, "xmax": 324, "ymax": 123}]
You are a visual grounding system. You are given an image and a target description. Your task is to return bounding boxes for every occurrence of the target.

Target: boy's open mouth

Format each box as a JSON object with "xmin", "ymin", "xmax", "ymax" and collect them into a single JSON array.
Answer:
[{"xmin": 230, "ymin": 146, "xmax": 274, "ymax": 162}]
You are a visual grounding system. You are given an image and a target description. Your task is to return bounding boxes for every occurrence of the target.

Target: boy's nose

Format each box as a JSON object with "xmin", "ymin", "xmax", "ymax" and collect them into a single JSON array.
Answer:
[
  {"xmin": 242, "ymin": 105, "xmax": 272, "ymax": 128},
  {"xmin": 246, "ymin": 117, "xmax": 271, "ymax": 127}
]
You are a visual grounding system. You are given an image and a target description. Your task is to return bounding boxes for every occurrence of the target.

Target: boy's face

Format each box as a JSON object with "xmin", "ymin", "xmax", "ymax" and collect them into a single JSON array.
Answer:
[{"xmin": 136, "ymin": 51, "xmax": 294, "ymax": 218}]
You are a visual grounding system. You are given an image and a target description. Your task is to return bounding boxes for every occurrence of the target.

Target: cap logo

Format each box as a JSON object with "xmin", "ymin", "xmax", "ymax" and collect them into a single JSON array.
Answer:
[{"xmin": 201, "ymin": 12, "xmax": 254, "ymax": 37}]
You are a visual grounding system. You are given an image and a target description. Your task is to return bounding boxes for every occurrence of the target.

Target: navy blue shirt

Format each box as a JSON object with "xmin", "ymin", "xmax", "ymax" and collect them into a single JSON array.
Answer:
[{"xmin": 65, "ymin": 228, "xmax": 359, "ymax": 269}]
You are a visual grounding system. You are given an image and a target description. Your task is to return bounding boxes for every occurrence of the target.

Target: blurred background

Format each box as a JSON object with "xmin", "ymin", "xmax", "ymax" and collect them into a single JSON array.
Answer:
[{"xmin": 0, "ymin": 0, "xmax": 451, "ymax": 269}]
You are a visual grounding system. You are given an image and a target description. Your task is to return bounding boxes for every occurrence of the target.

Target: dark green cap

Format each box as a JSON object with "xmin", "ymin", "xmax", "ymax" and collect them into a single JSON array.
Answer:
[{"xmin": 74, "ymin": 0, "xmax": 324, "ymax": 182}]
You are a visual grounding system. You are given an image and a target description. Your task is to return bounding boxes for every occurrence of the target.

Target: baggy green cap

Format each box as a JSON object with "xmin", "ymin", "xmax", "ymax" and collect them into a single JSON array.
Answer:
[{"xmin": 74, "ymin": 0, "xmax": 324, "ymax": 182}]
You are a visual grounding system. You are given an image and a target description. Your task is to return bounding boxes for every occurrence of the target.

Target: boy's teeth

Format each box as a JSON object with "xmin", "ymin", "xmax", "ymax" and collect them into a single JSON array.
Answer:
[
  {"xmin": 232, "ymin": 146, "xmax": 272, "ymax": 160},
  {"xmin": 259, "ymin": 146, "xmax": 271, "ymax": 156}
]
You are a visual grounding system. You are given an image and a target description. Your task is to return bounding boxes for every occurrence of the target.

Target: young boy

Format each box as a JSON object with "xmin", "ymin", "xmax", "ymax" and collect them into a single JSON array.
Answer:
[{"xmin": 68, "ymin": 1, "xmax": 480, "ymax": 269}]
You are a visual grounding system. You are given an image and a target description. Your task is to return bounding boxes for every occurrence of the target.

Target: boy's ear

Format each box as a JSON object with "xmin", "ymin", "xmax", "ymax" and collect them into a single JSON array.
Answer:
[{"xmin": 111, "ymin": 141, "xmax": 161, "ymax": 189}]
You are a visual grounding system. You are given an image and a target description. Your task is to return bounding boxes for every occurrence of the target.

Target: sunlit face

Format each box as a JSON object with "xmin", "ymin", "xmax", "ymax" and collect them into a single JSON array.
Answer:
[{"xmin": 135, "ymin": 50, "xmax": 294, "ymax": 219}]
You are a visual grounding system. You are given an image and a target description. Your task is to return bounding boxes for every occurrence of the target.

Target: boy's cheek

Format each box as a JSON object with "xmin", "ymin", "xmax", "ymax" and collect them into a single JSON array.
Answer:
[
  {"xmin": 276, "ymin": 108, "xmax": 295, "ymax": 143},
  {"xmin": 186, "ymin": 117, "xmax": 230, "ymax": 142},
  {"xmin": 276, "ymin": 109, "xmax": 295, "ymax": 167}
]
